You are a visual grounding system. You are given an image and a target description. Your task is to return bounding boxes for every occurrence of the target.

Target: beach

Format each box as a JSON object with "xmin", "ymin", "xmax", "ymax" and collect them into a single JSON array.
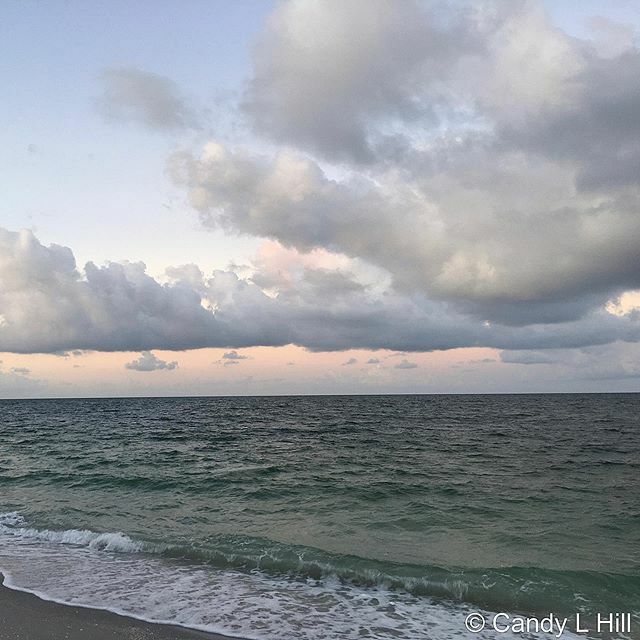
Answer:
[{"xmin": 0, "ymin": 574, "xmax": 231, "ymax": 640}]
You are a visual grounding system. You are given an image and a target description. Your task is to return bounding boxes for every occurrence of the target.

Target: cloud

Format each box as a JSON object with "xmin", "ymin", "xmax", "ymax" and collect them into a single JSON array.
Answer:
[
  {"xmin": 54, "ymin": 349, "xmax": 85, "ymax": 358},
  {"xmin": 222, "ymin": 350, "xmax": 249, "ymax": 360},
  {"xmin": 0, "ymin": 368, "xmax": 43, "ymax": 398},
  {"xmin": 587, "ymin": 16, "xmax": 636, "ymax": 59},
  {"xmin": 162, "ymin": 0, "xmax": 638, "ymax": 328},
  {"xmin": 0, "ymin": 228, "xmax": 221, "ymax": 353},
  {"xmin": 500, "ymin": 350, "xmax": 558, "ymax": 365},
  {"xmin": 125, "ymin": 351, "xmax": 178, "ymax": 372},
  {"xmin": 6, "ymin": 1, "xmax": 640, "ymax": 391},
  {"xmin": 217, "ymin": 350, "xmax": 249, "ymax": 366},
  {"xmin": 10, "ymin": 367, "xmax": 30, "ymax": 375},
  {"xmin": 583, "ymin": 366, "xmax": 640, "ymax": 381},
  {"xmin": 1, "ymin": 227, "xmax": 640, "ymax": 356},
  {"xmin": 97, "ymin": 67, "xmax": 198, "ymax": 131},
  {"xmin": 500, "ymin": 342, "xmax": 640, "ymax": 381},
  {"xmin": 395, "ymin": 359, "xmax": 418, "ymax": 370},
  {"xmin": 366, "ymin": 358, "xmax": 380, "ymax": 364},
  {"xmin": 243, "ymin": 1, "xmax": 640, "ymax": 187},
  {"xmin": 169, "ymin": 137, "xmax": 640, "ymax": 326},
  {"xmin": 242, "ymin": 0, "xmax": 469, "ymax": 164},
  {"xmin": 342, "ymin": 357, "xmax": 357, "ymax": 366}
]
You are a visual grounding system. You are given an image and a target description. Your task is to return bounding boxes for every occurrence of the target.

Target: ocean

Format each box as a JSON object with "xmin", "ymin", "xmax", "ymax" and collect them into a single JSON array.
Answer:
[{"xmin": 0, "ymin": 394, "xmax": 638, "ymax": 639}]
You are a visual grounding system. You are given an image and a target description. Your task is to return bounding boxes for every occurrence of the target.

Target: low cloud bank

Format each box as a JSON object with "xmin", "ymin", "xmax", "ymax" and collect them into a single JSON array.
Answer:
[{"xmin": 1, "ymin": 227, "xmax": 639, "ymax": 355}]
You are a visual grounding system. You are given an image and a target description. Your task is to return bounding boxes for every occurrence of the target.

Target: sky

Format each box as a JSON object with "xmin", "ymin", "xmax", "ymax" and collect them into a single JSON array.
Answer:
[{"xmin": 1, "ymin": 0, "xmax": 640, "ymax": 398}]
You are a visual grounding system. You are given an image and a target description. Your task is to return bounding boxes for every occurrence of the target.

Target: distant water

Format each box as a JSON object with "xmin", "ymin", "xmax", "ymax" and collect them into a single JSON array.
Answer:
[{"xmin": 0, "ymin": 394, "xmax": 638, "ymax": 639}]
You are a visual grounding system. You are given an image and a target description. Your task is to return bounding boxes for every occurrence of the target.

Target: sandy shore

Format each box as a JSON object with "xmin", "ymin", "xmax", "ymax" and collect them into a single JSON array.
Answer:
[{"xmin": 0, "ymin": 574, "xmax": 239, "ymax": 640}]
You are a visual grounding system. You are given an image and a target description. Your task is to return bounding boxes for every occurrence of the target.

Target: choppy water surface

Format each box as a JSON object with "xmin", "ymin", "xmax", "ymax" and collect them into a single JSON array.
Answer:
[{"xmin": 0, "ymin": 394, "xmax": 638, "ymax": 638}]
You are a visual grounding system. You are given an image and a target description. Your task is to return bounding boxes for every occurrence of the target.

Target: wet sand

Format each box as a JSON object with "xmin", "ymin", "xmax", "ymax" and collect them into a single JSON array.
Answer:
[{"xmin": 0, "ymin": 574, "xmax": 238, "ymax": 640}]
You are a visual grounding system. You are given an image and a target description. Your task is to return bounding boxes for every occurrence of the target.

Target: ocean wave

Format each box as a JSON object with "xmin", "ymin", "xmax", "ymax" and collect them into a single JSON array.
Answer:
[
  {"xmin": 2, "ymin": 511, "xmax": 639, "ymax": 619},
  {"xmin": 0, "ymin": 512, "xmax": 146, "ymax": 553},
  {"xmin": 0, "ymin": 510, "xmax": 486, "ymax": 640}
]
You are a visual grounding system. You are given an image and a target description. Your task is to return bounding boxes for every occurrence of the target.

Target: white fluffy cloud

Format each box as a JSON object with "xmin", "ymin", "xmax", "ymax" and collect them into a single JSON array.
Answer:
[
  {"xmin": 243, "ymin": 1, "xmax": 640, "ymax": 180},
  {"xmin": 164, "ymin": 0, "xmax": 635, "ymax": 328},
  {"xmin": 169, "ymin": 140, "xmax": 640, "ymax": 325},
  {"xmin": 243, "ymin": 0, "xmax": 467, "ymax": 163},
  {"xmin": 0, "ymin": 228, "xmax": 218, "ymax": 353}
]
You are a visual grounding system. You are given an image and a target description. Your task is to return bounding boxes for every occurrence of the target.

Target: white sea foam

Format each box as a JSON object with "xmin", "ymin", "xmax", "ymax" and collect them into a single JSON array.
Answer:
[
  {"xmin": 0, "ymin": 512, "xmax": 144, "ymax": 553},
  {"xmin": 0, "ymin": 512, "xmax": 591, "ymax": 640}
]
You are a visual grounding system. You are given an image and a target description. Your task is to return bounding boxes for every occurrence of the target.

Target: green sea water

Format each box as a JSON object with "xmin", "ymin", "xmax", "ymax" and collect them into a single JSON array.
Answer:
[{"xmin": 0, "ymin": 394, "xmax": 638, "ymax": 639}]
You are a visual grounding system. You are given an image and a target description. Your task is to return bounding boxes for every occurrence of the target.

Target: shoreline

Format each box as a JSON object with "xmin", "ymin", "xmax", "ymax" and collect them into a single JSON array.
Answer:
[{"xmin": 0, "ymin": 573, "xmax": 242, "ymax": 640}]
